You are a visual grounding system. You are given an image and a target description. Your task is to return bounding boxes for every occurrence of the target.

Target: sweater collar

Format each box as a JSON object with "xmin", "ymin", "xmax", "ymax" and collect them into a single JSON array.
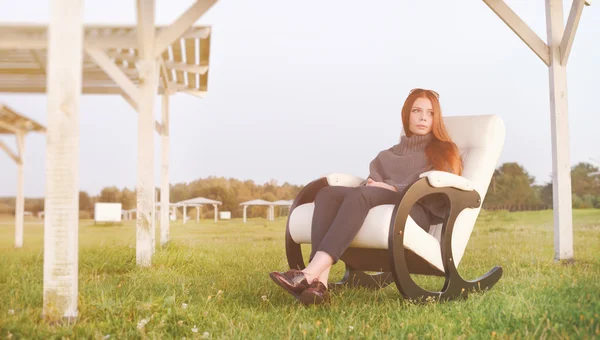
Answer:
[{"xmin": 394, "ymin": 133, "xmax": 433, "ymax": 154}]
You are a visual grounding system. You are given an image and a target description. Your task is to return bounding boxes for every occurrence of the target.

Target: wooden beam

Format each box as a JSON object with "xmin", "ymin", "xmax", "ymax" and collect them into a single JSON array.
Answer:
[
  {"xmin": 43, "ymin": 0, "xmax": 84, "ymax": 322},
  {"xmin": 182, "ymin": 27, "xmax": 211, "ymax": 39},
  {"xmin": 159, "ymin": 59, "xmax": 170, "ymax": 90},
  {"xmin": 0, "ymin": 35, "xmax": 46, "ymax": 49},
  {"xmin": 0, "ymin": 121, "xmax": 23, "ymax": 134},
  {"xmin": 85, "ymin": 35, "xmax": 137, "ymax": 49},
  {"xmin": 136, "ymin": 0, "xmax": 158, "ymax": 267},
  {"xmin": 0, "ymin": 27, "xmax": 211, "ymax": 50},
  {"xmin": 483, "ymin": 0, "xmax": 551, "ymax": 66},
  {"xmin": 31, "ymin": 50, "xmax": 47, "ymax": 74},
  {"xmin": 546, "ymin": 0, "xmax": 574, "ymax": 261},
  {"xmin": 0, "ymin": 140, "xmax": 21, "ymax": 164},
  {"xmin": 199, "ymin": 34, "xmax": 210, "ymax": 91},
  {"xmin": 164, "ymin": 61, "xmax": 208, "ymax": 75},
  {"xmin": 160, "ymin": 93, "xmax": 170, "ymax": 246},
  {"xmin": 14, "ymin": 132, "xmax": 25, "ymax": 249},
  {"xmin": 0, "ymin": 85, "xmax": 174, "ymax": 95},
  {"xmin": 85, "ymin": 45, "xmax": 140, "ymax": 106},
  {"xmin": 0, "ymin": 86, "xmax": 119, "ymax": 94},
  {"xmin": 182, "ymin": 89, "xmax": 207, "ymax": 98},
  {"xmin": 154, "ymin": 0, "xmax": 217, "ymax": 57},
  {"xmin": 15, "ymin": 131, "xmax": 25, "ymax": 159},
  {"xmin": 106, "ymin": 50, "xmax": 139, "ymax": 63},
  {"xmin": 560, "ymin": 0, "xmax": 585, "ymax": 65},
  {"xmin": 0, "ymin": 34, "xmax": 137, "ymax": 50},
  {"xmin": 120, "ymin": 92, "xmax": 163, "ymax": 134}
]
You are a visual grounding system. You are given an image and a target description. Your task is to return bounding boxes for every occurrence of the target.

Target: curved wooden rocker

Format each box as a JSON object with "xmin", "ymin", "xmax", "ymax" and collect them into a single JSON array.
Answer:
[{"xmin": 285, "ymin": 115, "xmax": 505, "ymax": 301}]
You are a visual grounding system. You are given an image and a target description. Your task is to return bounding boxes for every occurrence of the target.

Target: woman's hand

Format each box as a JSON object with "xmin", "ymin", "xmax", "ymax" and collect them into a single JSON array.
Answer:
[{"xmin": 366, "ymin": 179, "xmax": 397, "ymax": 192}]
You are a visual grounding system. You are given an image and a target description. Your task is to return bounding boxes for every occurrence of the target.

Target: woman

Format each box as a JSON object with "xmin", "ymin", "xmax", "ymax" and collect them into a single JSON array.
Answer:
[{"xmin": 269, "ymin": 88, "xmax": 462, "ymax": 305}]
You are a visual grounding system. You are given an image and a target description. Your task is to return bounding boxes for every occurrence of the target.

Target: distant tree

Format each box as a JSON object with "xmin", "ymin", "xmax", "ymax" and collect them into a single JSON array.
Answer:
[
  {"xmin": 0, "ymin": 202, "xmax": 13, "ymax": 214},
  {"xmin": 571, "ymin": 162, "xmax": 600, "ymax": 197},
  {"xmin": 484, "ymin": 162, "xmax": 542, "ymax": 208},
  {"xmin": 261, "ymin": 192, "xmax": 277, "ymax": 202},
  {"xmin": 170, "ymin": 183, "xmax": 190, "ymax": 204},
  {"xmin": 538, "ymin": 162, "xmax": 600, "ymax": 209},
  {"xmin": 99, "ymin": 186, "xmax": 122, "ymax": 203},
  {"xmin": 540, "ymin": 182, "xmax": 553, "ymax": 208},
  {"xmin": 23, "ymin": 198, "xmax": 44, "ymax": 215},
  {"xmin": 79, "ymin": 191, "xmax": 92, "ymax": 212},
  {"xmin": 121, "ymin": 187, "xmax": 137, "ymax": 210}
]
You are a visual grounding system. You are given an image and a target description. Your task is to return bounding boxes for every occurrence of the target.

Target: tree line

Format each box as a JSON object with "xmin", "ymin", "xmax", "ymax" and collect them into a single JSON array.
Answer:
[
  {"xmin": 0, "ymin": 177, "xmax": 303, "ymax": 219},
  {"xmin": 482, "ymin": 162, "xmax": 600, "ymax": 211},
  {"xmin": 1, "ymin": 162, "xmax": 598, "ymax": 217}
]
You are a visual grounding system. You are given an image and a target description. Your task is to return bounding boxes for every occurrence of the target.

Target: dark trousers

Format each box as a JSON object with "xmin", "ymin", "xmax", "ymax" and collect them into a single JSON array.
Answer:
[{"xmin": 309, "ymin": 185, "xmax": 430, "ymax": 263}]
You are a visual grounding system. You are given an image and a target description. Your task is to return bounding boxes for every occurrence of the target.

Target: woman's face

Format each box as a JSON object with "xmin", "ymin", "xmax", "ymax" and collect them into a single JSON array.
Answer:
[{"xmin": 408, "ymin": 97, "xmax": 434, "ymax": 135}]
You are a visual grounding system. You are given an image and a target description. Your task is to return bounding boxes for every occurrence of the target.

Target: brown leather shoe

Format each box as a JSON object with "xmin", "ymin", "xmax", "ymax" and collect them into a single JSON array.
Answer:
[
  {"xmin": 269, "ymin": 269, "xmax": 309, "ymax": 298},
  {"xmin": 299, "ymin": 279, "xmax": 330, "ymax": 305}
]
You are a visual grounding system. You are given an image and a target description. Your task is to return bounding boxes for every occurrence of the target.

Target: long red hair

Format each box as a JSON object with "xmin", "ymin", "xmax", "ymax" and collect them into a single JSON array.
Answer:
[{"xmin": 401, "ymin": 90, "xmax": 463, "ymax": 175}]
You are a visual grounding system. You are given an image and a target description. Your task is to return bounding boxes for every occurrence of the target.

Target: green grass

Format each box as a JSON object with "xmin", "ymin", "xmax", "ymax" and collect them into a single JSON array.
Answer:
[{"xmin": 1, "ymin": 210, "xmax": 599, "ymax": 339}]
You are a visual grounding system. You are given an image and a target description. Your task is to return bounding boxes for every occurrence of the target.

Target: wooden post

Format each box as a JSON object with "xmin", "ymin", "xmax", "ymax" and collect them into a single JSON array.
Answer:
[
  {"xmin": 160, "ymin": 93, "xmax": 170, "ymax": 246},
  {"xmin": 196, "ymin": 206, "xmax": 200, "ymax": 222},
  {"xmin": 183, "ymin": 205, "xmax": 187, "ymax": 224},
  {"xmin": 213, "ymin": 204, "xmax": 218, "ymax": 223},
  {"xmin": 546, "ymin": 0, "xmax": 574, "ymax": 261},
  {"xmin": 482, "ymin": 0, "xmax": 590, "ymax": 262},
  {"xmin": 136, "ymin": 0, "xmax": 158, "ymax": 267},
  {"xmin": 243, "ymin": 205, "xmax": 247, "ymax": 223},
  {"xmin": 151, "ymin": 189, "xmax": 156, "ymax": 254},
  {"xmin": 42, "ymin": 0, "xmax": 84, "ymax": 322},
  {"xmin": 15, "ymin": 132, "xmax": 25, "ymax": 248}
]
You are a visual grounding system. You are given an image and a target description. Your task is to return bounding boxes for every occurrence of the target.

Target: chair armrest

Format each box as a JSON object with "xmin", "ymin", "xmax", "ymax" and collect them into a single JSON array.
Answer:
[
  {"xmin": 324, "ymin": 173, "xmax": 366, "ymax": 187},
  {"xmin": 419, "ymin": 171, "xmax": 474, "ymax": 192}
]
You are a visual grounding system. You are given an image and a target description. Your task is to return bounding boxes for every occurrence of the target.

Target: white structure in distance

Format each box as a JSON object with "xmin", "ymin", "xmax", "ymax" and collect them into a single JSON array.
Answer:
[{"xmin": 94, "ymin": 203, "xmax": 122, "ymax": 223}]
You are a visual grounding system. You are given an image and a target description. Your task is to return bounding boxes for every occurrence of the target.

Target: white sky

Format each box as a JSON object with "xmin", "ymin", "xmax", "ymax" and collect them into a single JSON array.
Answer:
[{"xmin": 0, "ymin": 0, "xmax": 599, "ymax": 197}]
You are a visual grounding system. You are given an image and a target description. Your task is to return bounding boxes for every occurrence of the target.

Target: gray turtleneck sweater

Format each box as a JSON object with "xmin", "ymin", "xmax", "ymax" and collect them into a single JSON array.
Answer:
[
  {"xmin": 367, "ymin": 133, "xmax": 434, "ymax": 195},
  {"xmin": 365, "ymin": 133, "xmax": 448, "ymax": 224}
]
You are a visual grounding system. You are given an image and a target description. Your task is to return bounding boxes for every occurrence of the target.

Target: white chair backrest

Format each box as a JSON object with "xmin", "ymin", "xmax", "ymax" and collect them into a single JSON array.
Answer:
[{"xmin": 401, "ymin": 114, "xmax": 506, "ymax": 265}]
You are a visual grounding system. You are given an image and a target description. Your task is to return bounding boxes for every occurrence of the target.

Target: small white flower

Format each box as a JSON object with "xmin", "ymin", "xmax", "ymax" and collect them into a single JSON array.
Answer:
[
  {"xmin": 261, "ymin": 295, "xmax": 268, "ymax": 301},
  {"xmin": 137, "ymin": 318, "xmax": 149, "ymax": 329},
  {"xmin": 8, "ymin": 309, "xmax": 15, "ymax": 315},
  {"xmin": 191, "ymin": 325, "xmax": 198, "ymax": 333},
  {"xmin": 103, "ymin": 335, "xmax": 111, "ymax": 340},
  {"xmin": 181, "ymin": 303, "xmax": 188, "ymax": 309},
  {"xmin": 349, "ymin": 326, "xmax": 354, "ymax": 331},
  {"xmin": 201, "ymin": 331, "xmax": 210, "ymax": 339}
]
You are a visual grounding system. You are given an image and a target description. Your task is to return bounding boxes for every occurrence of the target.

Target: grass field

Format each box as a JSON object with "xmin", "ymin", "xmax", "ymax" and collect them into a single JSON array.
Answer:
[{"xmin": 1, "ymin": 210, "xmax": 599, "ymax": 339}]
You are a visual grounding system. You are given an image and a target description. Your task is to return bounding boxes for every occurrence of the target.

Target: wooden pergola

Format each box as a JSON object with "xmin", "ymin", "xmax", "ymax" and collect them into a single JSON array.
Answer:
[
  {"xmin": 239, "ymin": 199, "xmax": 281, "ymax": 223},
  {"xmin": 0, "ymin": 104, "xmax": 45, "ymax": 248},
  {"xmin": 0, "ymin": 0, "xmax": 216, "ymax": 321},
  {"xmin": 174, "ymin": 197, "xmax": 222, "ymax": 223}
]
